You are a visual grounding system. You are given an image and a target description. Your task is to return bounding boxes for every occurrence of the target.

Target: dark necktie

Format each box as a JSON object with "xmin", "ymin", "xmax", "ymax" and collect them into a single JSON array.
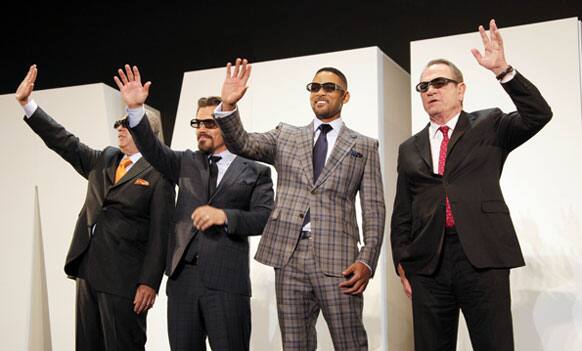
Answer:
[
  {"xmin": 302, "ymin": 124, "xmax": 333, "ymax": 227},
  {"xmin": 208, "ymin": 155, "xmax": 222, "ymax": 197},
  {"xmin": 438, "ymin": 126, "xmax": 455, "ymax": 228}
]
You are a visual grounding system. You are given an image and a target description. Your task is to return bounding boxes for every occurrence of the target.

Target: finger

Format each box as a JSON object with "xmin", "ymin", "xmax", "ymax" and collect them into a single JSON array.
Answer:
[
  {"xmin": 233, "ymin": 58, "xmax": 242, "ymax": 78},
  {"xmin": 118, "ymin": 68, "xmax": 129, "ymax": 84},
  {"xmin": 339, "ymin": 273, "xmax": 360, "ymax": 288},
  {"xmin": 125, "ymin": 64, "xmax": 135, "ymax": 81},
  {"xmin": 133, "ymin": 65, "xmax": 141, "ymax": 84},
  {"xmin": 226, "ymin": 62, "xmax": 232, "ymax": 78},
  {"xmin": 470, "ymin": 48, "xmax": 483, "ymax": 64},
  {"xmin": 239, "ymin": 58, "xmax": 248, "ymax": 79},
  {"xmin": 354, "ymin": 280, "xmax": 368, "ymax": 295},
  {"xmin": 342, "ymin": 279, "xmax": 363, "ymax": 295},
  {"xmin": 491, "ymin": 20, "xmax": 504, "ymax": 46},
  {"xmin": 143, "ymin": 81, "xmax": 152, "ymax": 94},
  {"xmin": 113, "ymin": 76, "xmax": 124, "ymax": 90},
  {"xmin": 478, "ymin": 25, "xmax": 489, "ymax": 46},
  {"xmin": 29, "ymin": 64, "xmax": 38, "ymax": 84},
  {"xmin": 241, "ymin": 64, "xmax": 252, "ymax": 86}
]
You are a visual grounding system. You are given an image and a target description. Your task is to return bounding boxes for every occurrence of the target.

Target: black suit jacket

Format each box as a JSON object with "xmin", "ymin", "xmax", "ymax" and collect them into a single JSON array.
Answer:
[
  {"xmin": 130, "ymin": 116, "xmax": 274, "ymax": 297},
  {"xmin": 25, "ymin": 108, "xmax": 175, "ymax": 298},
  {"xmin": 391, "ymin": 72, "xmax": 553, "ymax": 275}
]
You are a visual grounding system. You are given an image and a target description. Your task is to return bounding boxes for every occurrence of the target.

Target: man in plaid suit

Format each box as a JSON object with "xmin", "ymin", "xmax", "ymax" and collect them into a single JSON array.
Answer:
[{"xmin": 214, "ymin": 59, "xmax": 386, "ymax": 350}]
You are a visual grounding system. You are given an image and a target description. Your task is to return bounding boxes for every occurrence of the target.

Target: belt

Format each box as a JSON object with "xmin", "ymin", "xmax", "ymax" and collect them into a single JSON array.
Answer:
[{"xmin": 299, "ymin": 230, "xmax": 311, "ymax": 239}]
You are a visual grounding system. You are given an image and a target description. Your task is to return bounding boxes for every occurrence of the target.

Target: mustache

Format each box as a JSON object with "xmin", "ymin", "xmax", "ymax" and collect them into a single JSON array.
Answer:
[{"xmin": 197, "ymin": 132, "xmax": 212, "ymax": 139}]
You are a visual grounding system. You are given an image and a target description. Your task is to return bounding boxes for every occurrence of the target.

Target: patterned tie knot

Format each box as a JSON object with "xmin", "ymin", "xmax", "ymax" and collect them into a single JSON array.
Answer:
[
  {"xmin": 438, "ymin": 125, "xmax": 449, "ymax": 136},
  {"xmin": 318, "ymin": 124, "xmax": 333, "ymax": 135},
  {"xmin": 120, "ymin": 158, "xmax": 133, "ymax": 167}
]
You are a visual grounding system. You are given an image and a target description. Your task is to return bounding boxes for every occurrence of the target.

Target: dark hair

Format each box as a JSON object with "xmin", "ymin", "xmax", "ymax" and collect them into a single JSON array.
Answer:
[
  {"xmin": 424, "ymin": 59, "xmax": 464, "ymax": 82},
  {"xmin": 316, "ymin": 67, "xmax": 348, "ymax": 89},
  {"xmin": 196, "ymin": 96, "xmax": 222, "ymax": 112}
]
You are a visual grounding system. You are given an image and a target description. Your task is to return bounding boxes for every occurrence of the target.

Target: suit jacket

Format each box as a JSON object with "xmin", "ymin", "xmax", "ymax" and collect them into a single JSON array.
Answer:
[
  {"xmin": 216, "ymin": 112, "xmax": 386, "ymax": 276},
  {"xmin": 25, "ymin": 108, "xmax": 175, "ymax": 299},
  {"xmin": 130, "ymin": 116, "xmax": 274, "ymax": 297},
  {"xmin": 391, "ymin": 72, "xmax": 553, "ymax": 275}
]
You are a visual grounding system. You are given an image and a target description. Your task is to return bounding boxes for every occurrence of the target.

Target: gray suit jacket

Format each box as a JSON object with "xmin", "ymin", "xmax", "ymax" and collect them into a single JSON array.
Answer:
[
  {"xmin": 216, "ymin": 111, "xmax": 386, "ymax": 276},
  {"xmin": 131, "ymin": 116, "xmax": 274, "ymax": 296}
]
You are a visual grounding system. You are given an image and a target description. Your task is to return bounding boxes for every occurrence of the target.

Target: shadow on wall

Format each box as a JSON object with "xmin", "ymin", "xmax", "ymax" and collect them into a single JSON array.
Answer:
[{"xmin": 512, "ymin": 206, "xmax": 582, "ymax": 350}]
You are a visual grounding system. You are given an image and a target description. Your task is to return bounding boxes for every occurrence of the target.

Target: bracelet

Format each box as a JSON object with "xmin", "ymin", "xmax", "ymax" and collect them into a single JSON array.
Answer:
[{"xmin": 496, "ymin": 65, "xmax": 514, "ymax": 81}]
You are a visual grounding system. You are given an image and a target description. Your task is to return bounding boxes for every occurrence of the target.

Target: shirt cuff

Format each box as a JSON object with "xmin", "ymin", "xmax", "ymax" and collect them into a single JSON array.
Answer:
[
  {"xmin": 213, "ymin": 103, "xmax": 238, "ymax": 118},
  {"xmin": 126, "ymin": 105, "xmax": 146, "ymax": 127},
  {"xmin": 500, "ymin": 69, "xmax": 517, "ymax": 84},
  {"xmin": 23, "ymin": 100, "xmax": 38, "ymax": 118},
  {"xmin": 358, "ymin": 260, "xmax": 372, "ymax": 273}
]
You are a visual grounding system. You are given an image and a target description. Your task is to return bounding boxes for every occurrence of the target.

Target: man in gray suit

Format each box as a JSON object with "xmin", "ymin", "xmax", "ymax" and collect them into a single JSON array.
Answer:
[
  {"xmin": 113, "ymin": 65, "xmax": 274, "ymax": 351},
  {"xmin": 214, "ymin": 59, "xmax": 386, "ymax": 350}
]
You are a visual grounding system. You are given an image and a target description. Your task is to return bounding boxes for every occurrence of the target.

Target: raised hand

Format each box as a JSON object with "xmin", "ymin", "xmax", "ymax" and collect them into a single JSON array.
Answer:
[
  {"xmin": 471, "ymin": 19, "xmax": 510, "ymax": 76},
  {"xmin": 113, "ymin": 64, "xmax": 151, "ymax": 109},
  {"xmin": 15, "ymin": 64, "xmax": 38, "ymax": 106},
  {"xmin": 221, "ymin": 58, "xmax": 251, "ymax": 111}
]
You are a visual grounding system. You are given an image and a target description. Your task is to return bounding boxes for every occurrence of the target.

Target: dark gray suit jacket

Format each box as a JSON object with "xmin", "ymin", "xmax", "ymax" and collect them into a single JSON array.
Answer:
[
  {"xmin": 25, "ymin": 107, "xmax": 175, "ymax": 298},
  {"xmin": 130, "ymin": 116, "xmax": 274, "ymax": 296}
]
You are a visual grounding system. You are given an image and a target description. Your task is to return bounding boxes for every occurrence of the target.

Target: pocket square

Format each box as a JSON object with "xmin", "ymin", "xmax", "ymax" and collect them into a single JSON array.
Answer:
[
  {"xmin": 134, "ymin": 178, "xmax": 150, "ymax": 186},
  {"xmin": 350, "ymin": 150, "xmax": 363, "ymax": 158}
]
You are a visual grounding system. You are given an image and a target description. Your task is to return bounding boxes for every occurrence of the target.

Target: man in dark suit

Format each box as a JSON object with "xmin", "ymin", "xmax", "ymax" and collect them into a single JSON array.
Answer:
[
  {"xmin": 390, "ymin": 20, "xmax": 552, "ymax": 351},
  {"xmin": 15, "ymin": 65, "xmax": 175, "ymax": 351},
  {"xmin": 214, "ymin": 60, "xmax": 385, "ymax": 350},
  {"xmin": 113, "ymin": 65, "xmax": 274, "ymax": 351}
]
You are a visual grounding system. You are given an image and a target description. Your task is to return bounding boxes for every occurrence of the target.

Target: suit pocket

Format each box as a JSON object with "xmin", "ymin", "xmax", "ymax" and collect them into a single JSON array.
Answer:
[{"xmin": 481, "ymin": 200, "xmax": 509, "ymax": 213}]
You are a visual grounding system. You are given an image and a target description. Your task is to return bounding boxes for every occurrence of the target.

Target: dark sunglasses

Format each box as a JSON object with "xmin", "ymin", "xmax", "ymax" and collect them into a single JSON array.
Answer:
[
  {"xmin": 415, "ymin": 77, "xmax": 460, "ymax": 93},
  {"xmin": 306, "ymin": 82, "xmax": 345, "ymax": 93},
  {"xmin": 190, "ymin": 118, "xmax": 218, "ymax": 129},
  {"xmin": 113, "ymin": 119, "xmax": 128, "ymax": 129}
]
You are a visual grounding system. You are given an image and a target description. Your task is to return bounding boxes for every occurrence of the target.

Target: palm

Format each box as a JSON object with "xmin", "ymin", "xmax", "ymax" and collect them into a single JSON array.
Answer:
[
  {"xmin": 15, "ymin": 65, "xmax": 38, "ymax": 105},
  {"xmin": 471, "ymin": 19, "xmax": 508, "ymax": 74},
  {"xmin": 121, "ymin": 81, "xmax": 148, "ymax": 106},
  {"xmin": 221, "ymin": 58, "xmax": 251, "ymax": 107}
]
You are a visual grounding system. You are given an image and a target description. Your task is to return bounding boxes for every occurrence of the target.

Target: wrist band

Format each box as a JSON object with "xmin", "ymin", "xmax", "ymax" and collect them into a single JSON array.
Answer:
[{"xmin": 496, "ymin": 65, "xmax": 514, "ymax": 81}]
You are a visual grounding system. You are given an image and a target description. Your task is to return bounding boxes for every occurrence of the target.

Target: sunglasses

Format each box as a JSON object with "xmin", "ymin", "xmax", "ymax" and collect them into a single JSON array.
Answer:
[
  {"xmin": 113, "ymin": 119, "xmax": 128, "ymax": 129},
  {"xmin": 415, "ymin": 77, "xmax": 460, "ymax": 93},
  {"xmin": 306, "ymin": 82, "xmax": 345, "ymax": 93},
  {"xmin": 190, "ymin": 118, "xmax": 218, "ymax": 129}
]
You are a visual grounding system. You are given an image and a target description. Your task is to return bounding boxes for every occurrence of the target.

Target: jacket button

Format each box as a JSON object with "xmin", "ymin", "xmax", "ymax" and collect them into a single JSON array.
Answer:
[{"xmin": 299, "ymin": 213, "xmax": 304, "ymax": 218}]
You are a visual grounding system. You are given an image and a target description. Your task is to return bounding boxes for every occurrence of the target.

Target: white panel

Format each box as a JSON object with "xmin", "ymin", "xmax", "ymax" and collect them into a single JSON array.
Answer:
[
  {"xmin": 411, "ymin": 18, "xmax": 582, "ymax": 350},
  {"xmin": 175, "ymin": 47, "xmax": 405, "ymax": 350}
]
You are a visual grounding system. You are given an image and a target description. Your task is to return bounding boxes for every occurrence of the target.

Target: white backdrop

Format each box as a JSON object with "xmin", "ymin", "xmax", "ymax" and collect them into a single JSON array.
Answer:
[{"xmin": 410, "ymin": 17, "xmax": 582, "ymax": 350}]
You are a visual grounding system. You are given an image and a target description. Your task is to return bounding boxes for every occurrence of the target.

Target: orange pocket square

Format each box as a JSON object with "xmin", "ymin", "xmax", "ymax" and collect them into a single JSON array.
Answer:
[{"xmin": 134, "ymin": 178, "xmax": 150, "ymax": 186}]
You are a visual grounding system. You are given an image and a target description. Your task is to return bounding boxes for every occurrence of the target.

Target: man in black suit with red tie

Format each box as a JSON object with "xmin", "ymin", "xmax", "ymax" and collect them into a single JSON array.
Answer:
[
  {"xmin": 390, "ymin": 20, "xmax": 552, "ymax": 351},
  {"xmin": 15, "ymin": 65, "xmax": 175, "ymax": 351}
]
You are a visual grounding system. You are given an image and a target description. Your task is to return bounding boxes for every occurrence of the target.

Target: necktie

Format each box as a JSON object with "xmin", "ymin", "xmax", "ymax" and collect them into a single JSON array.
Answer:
[
  {"xmin": 302, "ymin": 124, "xmax": 333, "ymax": 227},
  {"xmin": 208, "ymin": 155, "xmax": 222, "ymax": 197},
  {"xmin": 114, "ymin": 158, "xmax": 133, "ymax": 183},
  {"xmin": 438, "ymin": 126, "xmax": 455, "ymax": 228}
]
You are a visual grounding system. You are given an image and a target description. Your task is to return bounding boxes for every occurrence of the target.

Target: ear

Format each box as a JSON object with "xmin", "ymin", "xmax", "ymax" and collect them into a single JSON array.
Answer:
[
  {"xmin": 342, "ymin": 90, "xmax": 351, "ymax": 104},
  {"xmin": 457, "ymin": 82, "xmax": 466, "ymax": 102}
]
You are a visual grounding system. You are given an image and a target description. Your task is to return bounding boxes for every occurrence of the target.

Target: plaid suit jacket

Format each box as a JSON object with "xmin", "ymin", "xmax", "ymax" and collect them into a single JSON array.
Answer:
[{"xmin": 216, "ymin": 110, "xmax": 385, "ymax": 276}]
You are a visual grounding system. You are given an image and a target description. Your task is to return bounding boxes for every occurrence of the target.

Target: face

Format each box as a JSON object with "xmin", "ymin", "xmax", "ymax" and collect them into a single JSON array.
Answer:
[
  {"xmin": 309, "ymin": 71, "xmax": 350, "ymax": 122},
  {"xmin": 419, "ymin": 64, "xmax": 465, "ymax": 122},
  {"xmin": 116, "ymin": 125, "xmax": 138, "ymax": 155},
  {"xmin": 195, "ymin": 105, "xmax": 225, "ymax": 153}
]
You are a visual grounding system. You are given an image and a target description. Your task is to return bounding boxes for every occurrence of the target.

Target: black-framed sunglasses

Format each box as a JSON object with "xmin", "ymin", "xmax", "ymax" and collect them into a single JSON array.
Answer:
[
  {"xmin": 306, "ymin": 82, "xmax": 345, "ymax": 93},
  {"xmin": 415, "ymin": 77, "xmax": 460, "ymax": 93},
  {"xmin": 190, "ymin": 118, "xmax": 218, "ymax": 129},
  {"xmin": 113, "ymin": 119, "xmax": 128, "ymax": 129}
]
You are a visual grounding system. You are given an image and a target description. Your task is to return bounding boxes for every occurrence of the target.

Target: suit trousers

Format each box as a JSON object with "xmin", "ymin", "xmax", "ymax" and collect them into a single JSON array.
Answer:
[
  {"xmin": 76, "ymin": 278, "xmax": 147, "ymax": 351},
  {"xmin": 166, "ymin": 262, "xmax": 251, "ymax": 351},
  {"xmin": 274, "ymin": 236, "xmax": 367, "ymax": 351},
  {"xmin": 409, "ymin": 233, "xmax": 514, "ymax": 351}
]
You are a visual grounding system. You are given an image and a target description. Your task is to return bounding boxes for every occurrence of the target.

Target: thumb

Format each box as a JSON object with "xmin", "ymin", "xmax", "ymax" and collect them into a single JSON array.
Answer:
[{"xmin": 143, "ymin": 81, "xmax": 152, "ymax": 94}]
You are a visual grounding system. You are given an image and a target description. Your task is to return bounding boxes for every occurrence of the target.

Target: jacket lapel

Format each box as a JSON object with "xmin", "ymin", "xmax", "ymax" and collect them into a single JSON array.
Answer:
[
  {"xmin": 297, "ymin": 122, "xmax": 315, "ymax": 185},
  {"xmin": 414, "ymin": 123, "xmax": 433, "ymax": 172},
  {"xmin": 209, "ymin": 156, "xmax": 243, "ymax": 202},
  {"xmin": 447, "ymin": 111, "xmax": 470, "ymax": 157},
  {"xmin": 109, "ymin": 157, "xmax": 149, "ymax": 189},
  {"xmin": 313, "ymin": 124, "xmax": 356, "ymax": 189}
]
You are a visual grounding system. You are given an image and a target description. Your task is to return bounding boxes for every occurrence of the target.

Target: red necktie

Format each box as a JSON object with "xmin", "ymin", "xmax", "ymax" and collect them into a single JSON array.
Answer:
[{"xmin": 438, "ymin": 126, "xmax": 455, "ymax": 228}]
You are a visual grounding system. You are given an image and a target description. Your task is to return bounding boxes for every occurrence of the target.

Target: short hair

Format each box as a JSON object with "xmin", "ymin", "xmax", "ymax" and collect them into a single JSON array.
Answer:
[
  {"xmin": 316, "ymin": 67, "xmax": 348, "ymax": 89},
  {"xmin": 424, "ymin": 59, "xmax": 464, "ymax": 82},
  {"xmin": 196, "ymin": 96, "xmax": 222, "ymax": 113}
]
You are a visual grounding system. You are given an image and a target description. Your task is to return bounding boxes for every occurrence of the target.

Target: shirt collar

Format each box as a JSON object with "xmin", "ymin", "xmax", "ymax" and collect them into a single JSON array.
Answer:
[
  {"xmin": 429, "ymin": 113, "xmax": 460, "ymax": 139},
  {"xmin": 211, "ymin": 149, "xmax": 236, "ymax": 164},
  {"xmin": 313, "ymin": 117, "xmax": 343, "ymax": 133},
  {"xmin": 124, "ymin": 152, "xmax": 142, "ymax": 164}
]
